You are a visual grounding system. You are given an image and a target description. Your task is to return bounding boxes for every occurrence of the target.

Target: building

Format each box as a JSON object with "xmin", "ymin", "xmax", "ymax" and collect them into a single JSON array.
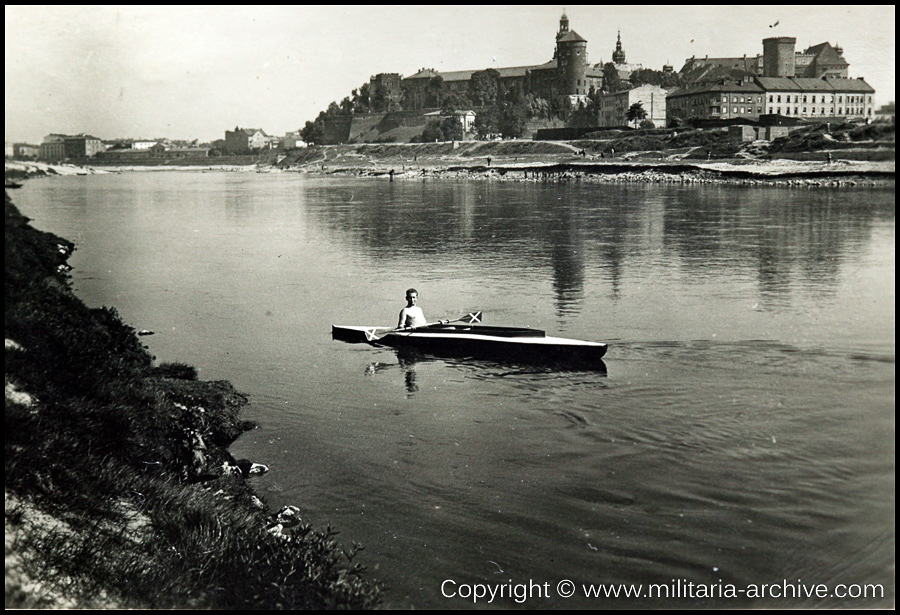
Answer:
[
  {"xmin": 874, "ymin": 102, "xmax": 895, "ymax": 121},
  {"xmin": 609, "ymin": 30, "xmax": 643, "ymax": 80},
  {"xmin": 681, "ymin": 37, "xmax": 850, "ymax": 84},
  {"xmin": 666, "ymin": 75, "xmax": 875, "ymax": 124},
  {"xmin": 666, "ymin": 78, "xmax": 766, "ymax": 123},
  {"xmin": 423, "ymin": 109, "xmax": 477, "ymax": 135},
  {"xmin": 597, "ymin": 84, "xmax": 668, "ymax": 127},
  {"xmin": 39, "ymin": 134, "xmax": 68, "ymax": 162},
  {"xmin": 64, "ymin": 134, "xmax": 102, "ymax": 159},
  {"xmin": 757, "ymin": 77, "xmax": 874, "ymax": 118},
  {"xmin": 400, "ymin": 12, "xmax": 604, "ymax": 110},
  {"xmin": 368, "ymin": 73, "xmax": 403, "ymax": 112},
  {"xmin": 281, "ymin": 131, "xmax": 307, "ymax": 150},
  {"xmin": 224, "ymin": 127, "xmax": 270, "ymax": 153},
  {"xmin": 12, "ymin": 143, "xmax": 40, "ymax": 159}
]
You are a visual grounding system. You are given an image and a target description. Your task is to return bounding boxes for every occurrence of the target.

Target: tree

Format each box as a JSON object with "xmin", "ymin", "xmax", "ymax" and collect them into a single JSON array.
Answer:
[
  {"xmin": 626, "ymin": 102, "xmax": 647, "ymax": 128},
  {"xmin": 420, "ymin": 120, "xmax": 444, "ymax": 142},
  {"xmin": 300, "ymin": 120, "xmax": 325, "ymax": 145},
  {"xmin": 439, "ymin": 114, "xmax": 464, "ymax": 141},
  {"xmin": 629, "ymin": 68, "xmax": 683, "ymax": 90},
  {"xmin": 424, "ymin": 76, "xmax": 445, "ymax": 108},
  {"xmin": 602, "ymin": 63, "xmax": 626, "ymax": 93},
  {"xmin": 468, "ymin": 69, "xmax": 501, "ymax": 107},
  {"xmin": 474, "ymin": 106, "xmax": 499, "ymax": 139},
  {"xmin": 352, "ymin": 83, "xmax": 371, "ymax": 113},
  {"xmin": 498, "ymin": 90, "xmax": 529, "ymax": 139},
  {"xmin": 441, "ymin": 93, "xmax": 468, "ymax": 114},
  {"xmin": 568, "ymin": 98, "xmax": 599, "ymax": 128}
]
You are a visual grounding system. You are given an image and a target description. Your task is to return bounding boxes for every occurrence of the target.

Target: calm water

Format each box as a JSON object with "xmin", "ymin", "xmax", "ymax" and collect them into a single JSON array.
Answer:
[{"xmin": 14, "ymin": 172, "xmax": 894, "ymax": 608}]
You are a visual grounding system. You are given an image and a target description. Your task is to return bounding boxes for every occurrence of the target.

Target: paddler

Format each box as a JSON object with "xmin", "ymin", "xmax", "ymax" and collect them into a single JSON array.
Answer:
[{"xmin": 398, "ymin": 288, "xmax": 427, "ymax": 329}]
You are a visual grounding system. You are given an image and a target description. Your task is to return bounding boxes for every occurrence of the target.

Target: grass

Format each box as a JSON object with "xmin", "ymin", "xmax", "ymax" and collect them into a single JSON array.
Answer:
[{"xmin": 5, "ymin": 193, "xmax": 382, "ymax": 608}]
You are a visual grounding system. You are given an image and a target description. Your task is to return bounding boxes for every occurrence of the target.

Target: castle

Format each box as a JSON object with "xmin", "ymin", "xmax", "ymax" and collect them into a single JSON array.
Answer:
[{"xmin": 398, "ymin": 12, "xmax": 604, "ymax": 109}]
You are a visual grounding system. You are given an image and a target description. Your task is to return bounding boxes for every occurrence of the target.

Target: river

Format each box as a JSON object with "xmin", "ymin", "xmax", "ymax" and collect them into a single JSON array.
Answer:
[{"xmin": 13, "ymin": 171, "xmax": 894, "ymax": 608}]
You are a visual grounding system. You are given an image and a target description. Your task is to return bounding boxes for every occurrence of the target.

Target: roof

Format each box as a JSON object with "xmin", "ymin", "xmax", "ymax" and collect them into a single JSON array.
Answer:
[
  {"xmin": 755, "ymin": 76, "xmax": 874, "ymax": 93},
  {"xmin": 822, "ymin": 78, "xmax": 875, "ymax": 93},
  {"xmin": 405, "ymin": 62, "xmax": 558, "ymax": 83},
  {"xmin": 667, "ymin": 80, "xmax": 764, "ymax": 98},
  {"xmin": 803, "ymin": 42, "xmax": 848, "ymax": 66},
  {"xmin": 557, "ymin": 30, "xmax": 587, "ymax": 43}
]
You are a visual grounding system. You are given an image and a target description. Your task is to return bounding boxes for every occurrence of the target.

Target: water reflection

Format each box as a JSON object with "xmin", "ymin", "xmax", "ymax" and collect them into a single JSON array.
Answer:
[
  {"xmin": 303, "ymin": 181, "xmax": 889, "ymax": 317},
  {"xmin": 363, "ymin": 345, "xmax": 608, "ymax": 397}
]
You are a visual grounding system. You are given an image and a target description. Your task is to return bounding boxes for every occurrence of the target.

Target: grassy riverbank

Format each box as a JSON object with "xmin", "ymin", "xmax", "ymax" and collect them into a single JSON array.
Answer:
[
  {"xmin": 5, "ymin": 193, "xmax": 382, "ymax": 608},
  {"xmin": 275, "ymin": 120, "xmax": 893, "ymax": 186}
]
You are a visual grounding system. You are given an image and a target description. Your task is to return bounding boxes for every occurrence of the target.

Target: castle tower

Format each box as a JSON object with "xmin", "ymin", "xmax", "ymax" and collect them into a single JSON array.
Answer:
[
  {"xmin": 555, "ymin": 13, "xmax": 588, "ymax": 97},
  {"xmin": 612, "ymin": 30, "xmax": 626, "ymax": 64},
  {"xmin": 557, "ymin": 31, "xmax": 588, "ymax": 96},
  {"xmin": 763, "ymin": 36, "xmax": 796, "ymax": 77},
  {"xmin": 558, "ymin": 10, "xmax": 569, "ymax": 37}
]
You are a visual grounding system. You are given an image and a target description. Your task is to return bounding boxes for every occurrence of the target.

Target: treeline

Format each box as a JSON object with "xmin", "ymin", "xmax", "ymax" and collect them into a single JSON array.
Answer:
[{"xmin": 301, "ymin": 66, "xmax": 685, "ymax": 143}]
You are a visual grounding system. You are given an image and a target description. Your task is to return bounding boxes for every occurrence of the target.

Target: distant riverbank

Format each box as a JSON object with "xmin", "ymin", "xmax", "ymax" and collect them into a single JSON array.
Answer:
[{"xmin": 7, "ymin": 141, "xmax": 894, "ymax": 188}]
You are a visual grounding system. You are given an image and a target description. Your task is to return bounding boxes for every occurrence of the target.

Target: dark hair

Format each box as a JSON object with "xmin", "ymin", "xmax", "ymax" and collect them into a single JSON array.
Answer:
[{"xmin": 406, "ymin": 288, "xmax": 418, "ymax": 297}]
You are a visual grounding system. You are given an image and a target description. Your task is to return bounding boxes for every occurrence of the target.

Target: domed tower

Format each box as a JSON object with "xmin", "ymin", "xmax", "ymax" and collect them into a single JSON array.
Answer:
[
  {"xmin": 556, "ymin": 15, "xmax": 588, "ymax": 96},
  {"xmin": 612, "ymin": 30, "xmax": 626, "ymax": 64}
]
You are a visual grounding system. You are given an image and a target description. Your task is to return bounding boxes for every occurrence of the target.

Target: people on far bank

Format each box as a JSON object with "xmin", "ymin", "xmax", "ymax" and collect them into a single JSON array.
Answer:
[{"xmin": 398, "ymin": 288, "xmax": 427, "ymax": 329}]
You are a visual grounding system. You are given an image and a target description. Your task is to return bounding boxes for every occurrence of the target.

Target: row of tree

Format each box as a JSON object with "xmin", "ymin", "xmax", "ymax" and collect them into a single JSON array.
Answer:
[{"xmin": 300, "ymin": 65, "xmax": 684, "ymax": 144}]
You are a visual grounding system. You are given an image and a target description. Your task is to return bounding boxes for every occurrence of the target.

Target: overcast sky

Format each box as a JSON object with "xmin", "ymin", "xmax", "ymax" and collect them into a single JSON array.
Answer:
[{"xmin": 5, "ymin": 5, "xmax": 895, "ymax": 144}]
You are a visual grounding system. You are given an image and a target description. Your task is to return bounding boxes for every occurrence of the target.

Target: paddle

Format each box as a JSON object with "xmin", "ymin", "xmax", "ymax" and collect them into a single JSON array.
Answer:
[{"xmin": 365, "ymin": 311, "xmax": 482, "ymax": 342}]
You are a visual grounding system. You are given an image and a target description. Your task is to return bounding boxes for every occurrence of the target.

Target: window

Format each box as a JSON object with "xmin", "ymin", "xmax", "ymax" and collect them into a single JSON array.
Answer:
[
  {"xmin": 776, "ymin": 107, "xmax": 781, "ymax": 114},
  {"xmin": 777, "ymin": 95, "xmax": 782, "ymax": 103},
  {"xmin": 821, "ymin": 108, "xmax": 825, "ymax": 115},
  {"xmin": 803, "ymin": 107, "xmax": 807, "ymax": 114},
  {"xmin": 769, "ymin": 95, "xmax": 774, "ymax": 103},
  {"xmin": 794, "ymin": 107, "xmax": 798, "ymax": 115},
  {"xmin": 740, "ymin": 107, "xmax": 745, "ymax": 114},
  {"xmin": 812, "ymin": 95, "xmax": 816, "ymax": 103},
  {"xmin": 803, "ymin": 95, "xmax": 807, "ymax": 103},
  {"xmin": 733, "ymin": 107, "xmax": 738, "ymax": 113},
  {"xmin": 838, "ymin": 107, "xmax": 842, "ymax": 115}
]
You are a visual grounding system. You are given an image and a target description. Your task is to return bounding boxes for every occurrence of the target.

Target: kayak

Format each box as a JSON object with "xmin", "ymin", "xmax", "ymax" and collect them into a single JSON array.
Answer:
[{"xmin": 331, "ymin": 322, "xmax": 608, "ymax": 366}]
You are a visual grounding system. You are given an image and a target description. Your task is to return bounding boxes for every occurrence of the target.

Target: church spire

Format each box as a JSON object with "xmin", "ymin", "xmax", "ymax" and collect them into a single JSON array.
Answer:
[{"xmin": 612, "ymin": 29, "xmax": 626, "ymax": 64}]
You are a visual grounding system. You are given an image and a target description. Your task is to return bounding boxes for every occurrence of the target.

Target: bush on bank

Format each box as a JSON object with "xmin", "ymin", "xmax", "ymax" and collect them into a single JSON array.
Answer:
[{"xmin": 5, "ymin": 193, "xmax": 382, "ymax": 608}]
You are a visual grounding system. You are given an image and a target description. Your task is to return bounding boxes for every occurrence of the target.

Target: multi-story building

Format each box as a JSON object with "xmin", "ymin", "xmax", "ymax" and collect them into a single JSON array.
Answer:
[
  {"xmin": 667, "ymin": 75, "xmax": 874, "ymax": 124},
  {"xmin": 669, "ymin": 34, "xmax": 874, "ymax": 124},
  {"xmin": 13, "ymin": 143, "xmax": 40, "ymax": 159},
  {"xmin": 597, "ymin": 84, "xmax": 668, "ymax": 127},
  {"xmin": 681, "ymin": 38, "xmax": 849, "ymax": 83},
  {"xmin": 39, "ymin": 134, "xmax": 68, "ymax": 162},
  {"xmin": 401, "ymin": 12, "xmax": 604, "ymax": 110},
  {"xmin": 64, "ymin": 134, "xmax": 102, "ymax": 159},
  {"xmin": 224, "ymin": 127, "xmax": 270, "ymax": 153},
  {"xmin": 757, "ymin": 77, "xmax": 874, "ymax": 118}
]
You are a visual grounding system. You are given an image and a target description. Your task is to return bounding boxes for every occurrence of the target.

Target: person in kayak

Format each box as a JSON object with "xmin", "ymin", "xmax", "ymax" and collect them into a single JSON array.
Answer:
[{"xmin": 398, "ymin": 288, "xmax": 428, "ymax": 329}]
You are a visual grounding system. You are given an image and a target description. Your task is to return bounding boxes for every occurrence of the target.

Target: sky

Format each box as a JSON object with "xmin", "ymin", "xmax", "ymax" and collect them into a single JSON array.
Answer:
[{"xmin": 5, "ymin": 5, "xmax": 895, "ymax": 144}]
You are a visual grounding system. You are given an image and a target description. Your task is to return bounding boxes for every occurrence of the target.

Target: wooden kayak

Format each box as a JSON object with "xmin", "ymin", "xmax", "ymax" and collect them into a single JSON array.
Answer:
[{"xmin": 331, "ymin": 323, "xmax": 608, "ymax": 366}]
